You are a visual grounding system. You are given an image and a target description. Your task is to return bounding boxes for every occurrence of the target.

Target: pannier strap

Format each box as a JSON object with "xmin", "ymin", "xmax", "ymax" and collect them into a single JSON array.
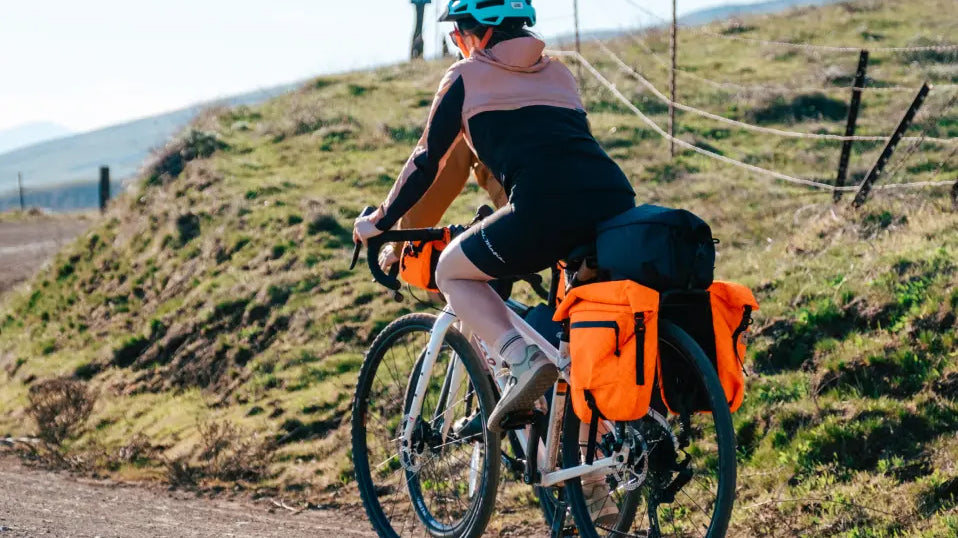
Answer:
[
  {"xmin": 635, "ymin": 313, "xmax": 645, "ymax": 385},
  {"xmin": 584, "ymin": 390, "xmax": 604, "ymax": 465},
  {"xmin": 731, "ymin": 305, "xmax": 753, "ymax": 376}
]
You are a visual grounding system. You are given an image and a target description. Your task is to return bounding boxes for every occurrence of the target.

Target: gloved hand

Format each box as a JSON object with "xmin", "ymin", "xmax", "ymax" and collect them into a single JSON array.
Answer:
[
  {"xmin": 379, "ymin": 243, "xmax": 401, "ymax": 272},
  {"xmin": 353, "ymin": 208, "xmax": 384, "ymax": 246}
]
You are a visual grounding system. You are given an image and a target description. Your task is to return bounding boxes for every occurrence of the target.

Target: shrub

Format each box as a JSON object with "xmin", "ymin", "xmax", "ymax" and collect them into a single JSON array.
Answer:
[
  {"xmin": 27, "ymin": 379, "xmax": 95, "ymax": 445},
  {"xmin": 146, "ymin": 130, "xmax": 229, "ymax": 185},
  {"xmin": 197, "ymin": 420, "xmax": 274, "ymax": 482}
]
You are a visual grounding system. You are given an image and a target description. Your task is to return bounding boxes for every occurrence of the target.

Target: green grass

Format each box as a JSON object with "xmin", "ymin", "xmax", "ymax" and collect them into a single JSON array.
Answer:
[{"xmin": 0, "ymin": 0, "xmax": 956, "ymax": 534}]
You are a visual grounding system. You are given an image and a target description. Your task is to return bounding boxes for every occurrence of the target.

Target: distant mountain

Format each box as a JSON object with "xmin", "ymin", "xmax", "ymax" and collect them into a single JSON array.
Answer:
[
  {"xmin": 0, "ymin": 83, "xmax": 298, "ymax": 198},
  {"xmin": 679, "ymin": 0, "xmax": 839, "ymax": 26},
  {"xmin": 0, "ymin": 122, "xmax": 73, "ymax": 155}
]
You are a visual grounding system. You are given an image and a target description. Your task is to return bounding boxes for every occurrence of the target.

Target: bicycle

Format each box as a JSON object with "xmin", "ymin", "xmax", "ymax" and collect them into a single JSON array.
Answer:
[{"xmin": 349, "ymin": 206, "xmax": 737, "ymax": 538}]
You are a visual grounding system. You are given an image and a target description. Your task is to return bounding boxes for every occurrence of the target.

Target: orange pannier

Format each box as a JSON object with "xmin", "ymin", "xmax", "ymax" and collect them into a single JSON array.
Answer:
[
  {"xmin": 399, "ymin": 229, "xmax": 451, "ymax": 292},
  {"xmin": 553, "ymin": 280, "xmax": 659, "ymax": 424},
  {"xmin": 658, "ymin": 281, "xmax": 758, "ymax": 414},
  {"xmin": 708, "ymin": 280, "xmax": 759, "ymax": 413}
]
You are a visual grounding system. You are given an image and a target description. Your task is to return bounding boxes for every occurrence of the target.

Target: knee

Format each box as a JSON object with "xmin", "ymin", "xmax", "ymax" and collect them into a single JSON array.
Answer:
[{"xmin": 435, "ymin": 249, "xmax": 456, "ymax": 291}]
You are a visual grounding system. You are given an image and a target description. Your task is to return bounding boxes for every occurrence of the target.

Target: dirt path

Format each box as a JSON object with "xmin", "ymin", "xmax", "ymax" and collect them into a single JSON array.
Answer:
[
  {"xmin": 0, "ymin": 216, "xmax": 90, "ymax": 296},
  {"xmin": 0, "ymin": 456, "xmax": 376, "ymax": 538}
]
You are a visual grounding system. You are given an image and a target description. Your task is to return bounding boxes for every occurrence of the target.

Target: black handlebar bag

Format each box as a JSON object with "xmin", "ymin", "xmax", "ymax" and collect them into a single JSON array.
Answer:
[{"xmin": 595, "ymin": 204, "xmax": 716, "ymax": 292}]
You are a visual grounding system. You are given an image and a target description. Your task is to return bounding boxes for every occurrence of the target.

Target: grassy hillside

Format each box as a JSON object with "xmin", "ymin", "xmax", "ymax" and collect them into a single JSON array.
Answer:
[{"xmin": 1, "ymin": 0, "xmax": 956, "ymax": 535}]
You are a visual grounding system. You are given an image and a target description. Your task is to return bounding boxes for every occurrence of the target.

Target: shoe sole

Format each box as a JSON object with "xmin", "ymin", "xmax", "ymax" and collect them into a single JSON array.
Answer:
[{"xmin": 488, "ymin": 364, "xmax": 559, "ymax": 433}]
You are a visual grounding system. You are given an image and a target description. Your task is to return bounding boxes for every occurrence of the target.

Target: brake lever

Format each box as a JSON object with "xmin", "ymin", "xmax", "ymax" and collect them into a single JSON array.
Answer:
[{"xmin": 350, "ymin": 206, "xmax": 378, "ymax": 270}]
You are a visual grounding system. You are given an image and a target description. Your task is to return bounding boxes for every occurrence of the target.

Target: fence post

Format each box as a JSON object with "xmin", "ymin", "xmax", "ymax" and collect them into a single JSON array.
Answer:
[
  {"xmin": 574, "ymin": 0, "xmax": 582, "ymax": 85},
  {"xmin": 99, "ymin": 166, "xmax": 110, "ymax": 213},
  {"xmin": 669, "ymin": 0, "xmax": 678, "ymax": 158},
  {"xmin": 18, "ymin": 172, "xmax": 25, "ymax": 211},
  {"xmin": 852, "ymin": 83, "xmax": 930, "ymax": 208},
  {"xmin": 411, "ymin": 1, "xmax": 426, "ymax": 60},
  {"xmin": 834, "ymin": 49, "xmax": 869, "ymax": 202}
]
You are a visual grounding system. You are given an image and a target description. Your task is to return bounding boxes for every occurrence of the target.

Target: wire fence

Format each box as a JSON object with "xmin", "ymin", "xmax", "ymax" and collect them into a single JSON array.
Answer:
[
  {"xmin": 565, "ymin": 0, "xmax": 958, "ymax": 205},
  {"xmin": 597, "ymin": 41, "xmax": 958, "ymax": 145},
  {"xmin": 0, "ymin": 169, "xmax": 114, "ymax": 213},
  {"xmin": 549, "ymin": 50, "xmax": 956, "ymax": 196}
]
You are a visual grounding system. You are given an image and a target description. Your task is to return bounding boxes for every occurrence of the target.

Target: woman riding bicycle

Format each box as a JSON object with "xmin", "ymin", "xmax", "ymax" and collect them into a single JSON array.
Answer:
[{"xmin": 353, "ymin": 0, "xmax": 635, "ymax": 432}]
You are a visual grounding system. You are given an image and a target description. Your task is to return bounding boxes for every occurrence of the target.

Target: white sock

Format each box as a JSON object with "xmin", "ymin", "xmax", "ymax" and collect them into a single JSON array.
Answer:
[{"xmin": 494, "ymin": 329, "xmax": 528, "ymax": 366}]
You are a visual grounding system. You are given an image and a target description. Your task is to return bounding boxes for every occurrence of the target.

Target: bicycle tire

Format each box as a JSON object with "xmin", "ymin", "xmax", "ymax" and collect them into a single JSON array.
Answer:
[
  {"xmin": 352, "ymin": 313, "xmax": 501, "ymax": 538},
  {"xmin": 561, "ymin": 320, "xmax": 737, "ymax": 538}
]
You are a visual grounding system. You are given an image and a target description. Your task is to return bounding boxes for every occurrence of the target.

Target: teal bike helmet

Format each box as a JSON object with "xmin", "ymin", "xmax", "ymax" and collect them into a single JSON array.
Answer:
[{"xmin": 439, "ymin": 0, "xmax": 537, "ymax": 27}]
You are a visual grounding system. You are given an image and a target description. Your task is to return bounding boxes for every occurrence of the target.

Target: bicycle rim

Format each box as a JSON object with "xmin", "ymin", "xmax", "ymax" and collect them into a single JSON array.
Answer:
[
  {"xmin": 562, "ymin": 320, "xmax": 737, "ymax": 538},
  {"xmin": 351, "ymin": 313, "xmax": 500, "ymax": 538}
]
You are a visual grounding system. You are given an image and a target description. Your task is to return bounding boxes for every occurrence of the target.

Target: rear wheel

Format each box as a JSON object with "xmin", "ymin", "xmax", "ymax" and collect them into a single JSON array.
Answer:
[
  {"xmin": 352, "ymin": 313, "xmax": 500, "ymax": 538},
  {"xmin": 561, "ymin": 320, "xmax": 737, "ymax": 538}
]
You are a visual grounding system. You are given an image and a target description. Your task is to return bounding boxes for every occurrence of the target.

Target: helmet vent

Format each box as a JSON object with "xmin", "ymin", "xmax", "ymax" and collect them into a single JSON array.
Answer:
[{"xmin": 475, "ymin": 0, "xmax": 505, "ymax": 9}]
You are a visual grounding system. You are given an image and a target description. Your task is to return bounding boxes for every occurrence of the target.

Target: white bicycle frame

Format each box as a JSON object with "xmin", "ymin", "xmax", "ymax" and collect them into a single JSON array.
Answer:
[{"xmin": 399, "ymin": 301, "xmax": 627, "ymax": 489}]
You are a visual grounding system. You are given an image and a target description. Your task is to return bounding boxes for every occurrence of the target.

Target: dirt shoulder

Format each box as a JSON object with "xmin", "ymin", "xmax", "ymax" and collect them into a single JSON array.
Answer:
[
  {"xmin": 0, "ymin": 456, "xmax": 376, "ymax": 538},
  {"xmin": 0, "ymin": 214, "xmax": 91, "ymax": 296}
]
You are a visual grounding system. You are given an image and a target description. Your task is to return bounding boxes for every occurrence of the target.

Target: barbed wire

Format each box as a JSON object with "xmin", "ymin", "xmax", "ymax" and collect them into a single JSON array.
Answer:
[
  {"xmin": 549, "ymin": 49, "xmax": 956, "ymax": 194},
  {"xmin": 597, "ymin": 42, "xmax": 958, "ymax": 145},
  {"xmin": 687, "ymin": 27, "xmax": 958, "ymax": 53}
]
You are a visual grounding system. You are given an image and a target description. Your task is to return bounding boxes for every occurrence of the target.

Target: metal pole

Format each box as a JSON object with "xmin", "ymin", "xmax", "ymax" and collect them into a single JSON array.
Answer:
[
  {"xmin": 852, "ymin": 83, "xmax": 930, "ymax": 208},
  {"xmin": 18, "ymin": 172, "xmax": 25, "ymax": 211},
  {"xmin": 574, "ymin": 0, "xmax": 582, "ymax": 85},
  {"xmin": 99, "ymin": 166, "xmax": 110, "ymax": 213},
  {"xmin": 834, "ymin": 50, "xmax": 869, "ymax": 202},
  {"xmin": 669, "ymin": 0, "xmax": 678, "ymax": 158}
]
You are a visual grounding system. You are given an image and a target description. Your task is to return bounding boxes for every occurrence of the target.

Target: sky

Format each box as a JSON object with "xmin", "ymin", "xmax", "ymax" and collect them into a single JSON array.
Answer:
[{"xmin": 0, "ymin": 0, "xmax": 765, "ymax": 134}]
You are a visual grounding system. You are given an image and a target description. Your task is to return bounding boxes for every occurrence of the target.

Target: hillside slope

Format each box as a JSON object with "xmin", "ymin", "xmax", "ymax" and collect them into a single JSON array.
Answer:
[{"xmin": 1, "ymin": 0, "xmax": 957, "ymax": 535}]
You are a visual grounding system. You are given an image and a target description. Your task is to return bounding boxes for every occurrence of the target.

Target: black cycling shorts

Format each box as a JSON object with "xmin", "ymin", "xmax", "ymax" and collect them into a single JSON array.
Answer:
[{"xmin": 460, "ymin": 192, "xmax": 635, "ymax": 278}]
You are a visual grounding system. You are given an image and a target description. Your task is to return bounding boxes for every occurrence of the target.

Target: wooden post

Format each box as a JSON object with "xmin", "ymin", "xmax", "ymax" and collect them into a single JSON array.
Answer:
[
  {"xmin": 834, "ymin": 50, "xmax": 869, "ymax": 202},
  {"xmin": 99, "ymin": 166, "xmax": 110, "ymax": 213},
  {"xmin": 952, "ymin": 179, "xmax": 958, "ymax": 210},
  {"xmin": 574, "ymin": 0, "xmax": 583, "ymax": 85},
  {"xmin": 17, "ymin": 172, "xmax": 25, "ymax": 211},
  {"xmin": 669, "ymin": 0, "xmax": 678, "ymax": 157},
  {"xmin": 852, "ymin": 83, "xmax": 930, "ymax": 208},
  {"xmin": 411, "ymin": 2, "xmax": 426, "ymax": 60}
]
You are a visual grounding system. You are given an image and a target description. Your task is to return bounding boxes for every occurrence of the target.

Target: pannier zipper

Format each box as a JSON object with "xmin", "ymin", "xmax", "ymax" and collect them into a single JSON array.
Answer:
[
  {"xmin": 634, "ymin": 313, "xmax": 646, "ymax": 385},
  {"xmin": 570, "ymin": 321, "xmax": 621, "ymax": 356}
]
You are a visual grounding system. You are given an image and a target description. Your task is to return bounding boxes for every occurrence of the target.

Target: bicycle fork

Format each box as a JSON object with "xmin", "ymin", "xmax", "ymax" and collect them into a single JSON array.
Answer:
[{"xmin": 400, "ymin": 308, "xmax": 459, "ymax": 471}]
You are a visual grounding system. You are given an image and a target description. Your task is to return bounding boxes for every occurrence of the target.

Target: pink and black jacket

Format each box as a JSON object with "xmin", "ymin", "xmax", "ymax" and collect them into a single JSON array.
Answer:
[{"xmin": 378, "ymin": 37, "xmax": 635, "ymax": 231}]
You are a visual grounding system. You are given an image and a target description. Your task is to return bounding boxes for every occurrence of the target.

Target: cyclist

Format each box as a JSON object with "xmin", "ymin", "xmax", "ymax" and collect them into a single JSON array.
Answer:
[{"xmin": 353, "ymin": 0, "xmax": 635, "ymax": 434}]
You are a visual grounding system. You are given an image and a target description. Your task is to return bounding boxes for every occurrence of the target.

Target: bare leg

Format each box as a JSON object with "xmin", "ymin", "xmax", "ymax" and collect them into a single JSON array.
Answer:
[{"xmin": 434, "ymin": 240, "xmax": 514, "ymax": 346}]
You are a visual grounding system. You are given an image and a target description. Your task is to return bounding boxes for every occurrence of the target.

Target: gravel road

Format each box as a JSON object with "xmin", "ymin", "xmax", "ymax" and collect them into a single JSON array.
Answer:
[
  {"xmin": 0, "ymin": 217, "xmax": 89, "ymax": 295},
  {"xmin": 0, "ymin": 457, "xmax": 376, "ymax": 538}
]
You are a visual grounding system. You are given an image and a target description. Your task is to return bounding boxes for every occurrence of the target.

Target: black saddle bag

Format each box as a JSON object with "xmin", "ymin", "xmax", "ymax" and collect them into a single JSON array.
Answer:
[{"xmin": 595, "ymin": 204, "xmax": 716, "ymax": 292}]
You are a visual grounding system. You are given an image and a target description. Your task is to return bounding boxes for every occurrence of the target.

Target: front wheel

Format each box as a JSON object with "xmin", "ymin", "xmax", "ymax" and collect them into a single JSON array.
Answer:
[
  {"xmin": 561, "ymin": 320, "xmax": 737, "ymax": 538},
  {"xmin": 351, "ymin": 313, "xmax": 500, "ymax": 538}
]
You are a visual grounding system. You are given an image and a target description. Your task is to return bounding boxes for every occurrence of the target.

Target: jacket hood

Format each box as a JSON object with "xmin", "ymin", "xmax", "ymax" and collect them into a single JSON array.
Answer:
[{"xmin": 472, "ymin": 37, "xmax": 550, "ymax": 73}]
